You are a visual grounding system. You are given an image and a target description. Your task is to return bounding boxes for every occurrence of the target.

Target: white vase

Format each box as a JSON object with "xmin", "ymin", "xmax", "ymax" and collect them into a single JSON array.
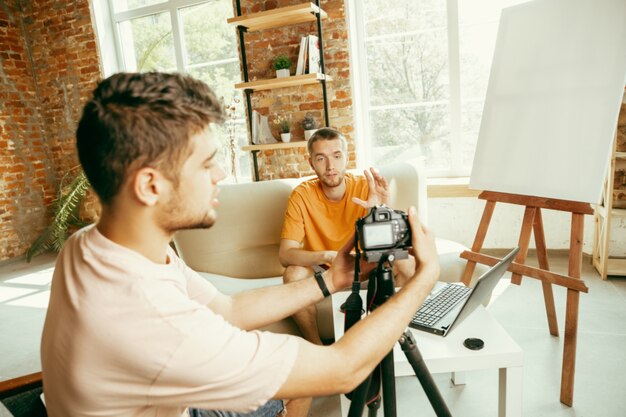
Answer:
[
  {"xmin": 276, "ymin": 69, "xmax": 290, "ymax": 78},
  {"xmin": 280, "ymin": 132, "xmax": 291, "ymax": 142},
  {"xmin": 304, "ymin": 129, "xmax": 318, "ymax": 140}
]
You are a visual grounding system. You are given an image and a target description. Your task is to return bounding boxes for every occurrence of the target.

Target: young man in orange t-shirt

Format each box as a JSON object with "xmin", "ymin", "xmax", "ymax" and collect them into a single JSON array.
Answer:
[{"xmin": 280, "ymin": 128, "xmax": 415, "ymax": 344}]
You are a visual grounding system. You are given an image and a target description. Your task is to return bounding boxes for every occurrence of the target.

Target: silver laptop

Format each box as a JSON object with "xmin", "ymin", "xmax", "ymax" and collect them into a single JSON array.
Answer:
[{"xmin": 410, "ymin": 247, "xmax": 519, "ymax": 336}]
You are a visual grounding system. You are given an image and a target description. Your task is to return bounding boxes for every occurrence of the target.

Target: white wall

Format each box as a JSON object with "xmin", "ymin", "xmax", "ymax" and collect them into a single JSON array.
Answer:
[{"xmin": 428, "ymin": 197, "xmax": 626, "ymax": 256}]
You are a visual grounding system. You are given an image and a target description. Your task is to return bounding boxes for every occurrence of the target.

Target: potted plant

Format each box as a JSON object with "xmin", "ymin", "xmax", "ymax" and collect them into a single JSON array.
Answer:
[
  {"xmin": 274, "ymin": 113, "xmax": 291, "ymax": 142},
  {"xmin": 273, "ymin": 54, "xmax": 291, "ymax": 78},
  {"xmin": 301, "ymin": 113, "xmax": 319, "ymax": 140},
  {"xmin": 27, "ymin": 168, "xmax": 91, "ymax": 261}
]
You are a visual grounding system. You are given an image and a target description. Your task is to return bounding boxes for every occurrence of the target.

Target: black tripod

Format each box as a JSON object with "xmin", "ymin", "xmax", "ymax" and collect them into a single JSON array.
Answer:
[{"xmin": 343, "ymin": 254, "xmax": 453, "ymax": 417}]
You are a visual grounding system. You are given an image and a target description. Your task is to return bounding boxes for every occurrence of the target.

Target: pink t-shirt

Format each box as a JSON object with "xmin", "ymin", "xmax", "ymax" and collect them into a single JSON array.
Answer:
[{"xmin": 41, "ymin": 225, "xmax": 298, "ymax": 417}]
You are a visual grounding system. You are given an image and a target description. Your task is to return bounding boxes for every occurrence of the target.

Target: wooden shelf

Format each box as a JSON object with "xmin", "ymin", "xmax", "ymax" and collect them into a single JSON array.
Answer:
[
  {"xmin": 606, "ymin": 257, "xmax": 626, "ymax": 276},
  {"xmin": 227, "ymin": 2, "xmax": 327, "ymax": 32},
  {"xmin": 242, "ymin": 141, "xmax": 308, "ymax": 152},
  {"xmin": 592, "ymin": 100, "xmax": 626, "ymax": 277},
  {"xmin": 230, "ymin": 1, "xmax": 330, "ymax": 181},
  {"xmin": 235, "ymin": 73, "xmax": 331, "ymax": 91}
]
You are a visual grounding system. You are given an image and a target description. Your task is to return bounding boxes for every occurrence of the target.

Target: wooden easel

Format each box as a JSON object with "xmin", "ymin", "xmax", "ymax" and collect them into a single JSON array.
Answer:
[{"xmin": 460, "ymin": 191, "xmax": 591, "ymax": 407}]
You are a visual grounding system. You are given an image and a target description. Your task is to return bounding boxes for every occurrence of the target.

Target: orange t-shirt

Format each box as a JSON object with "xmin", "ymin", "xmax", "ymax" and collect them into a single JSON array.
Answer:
[{"xmin": 281, "ymin": 173, "xmax": 369, "ymax": 251}]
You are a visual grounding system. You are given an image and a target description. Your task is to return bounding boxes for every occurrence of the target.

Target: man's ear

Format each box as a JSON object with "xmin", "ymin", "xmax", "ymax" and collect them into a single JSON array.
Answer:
[
  {"xmin": 132, "ymin": 167, "xmax": 167, "ymax": 206},
  {"xmin": 308, "ymin": 156, "xmax": 314, "ymax": 170}
]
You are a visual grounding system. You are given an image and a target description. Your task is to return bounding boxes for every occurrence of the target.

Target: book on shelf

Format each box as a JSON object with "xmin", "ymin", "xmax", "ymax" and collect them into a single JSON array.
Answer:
[
  {"xmin": 307, "ymin": 34, "xmax": 320, "ymax": 74},
  {"xmin": 295, "ymin": 35, "xmax": 322, "ymax": 75},
  {"xmin": 295, "ymin": 36, "xmax": 307, "ymax": 76}
]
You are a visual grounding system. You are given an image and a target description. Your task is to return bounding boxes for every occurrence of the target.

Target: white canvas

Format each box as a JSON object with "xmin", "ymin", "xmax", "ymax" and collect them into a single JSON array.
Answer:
[{"xmin": 470, "ymin": 0, "xmax": 626, "ymax": 204}]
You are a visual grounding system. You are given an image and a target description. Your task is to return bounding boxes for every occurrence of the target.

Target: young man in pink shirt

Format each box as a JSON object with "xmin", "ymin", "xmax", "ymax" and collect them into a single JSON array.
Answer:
[{"xmin": 40, "ymin": 72, "xmax": 440, "ymax": 417}]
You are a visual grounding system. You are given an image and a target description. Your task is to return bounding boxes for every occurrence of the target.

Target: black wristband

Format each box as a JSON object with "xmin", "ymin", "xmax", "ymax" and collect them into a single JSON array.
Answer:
[{"xmin": 314, "ymin": 270, "xmax": 331, "ymax": 298}]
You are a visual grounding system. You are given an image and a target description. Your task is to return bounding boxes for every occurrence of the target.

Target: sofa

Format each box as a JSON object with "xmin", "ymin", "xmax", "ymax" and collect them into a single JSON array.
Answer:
[{"xmin": 173, "ymin": 160, "xmax": 483, "ymax": 339}]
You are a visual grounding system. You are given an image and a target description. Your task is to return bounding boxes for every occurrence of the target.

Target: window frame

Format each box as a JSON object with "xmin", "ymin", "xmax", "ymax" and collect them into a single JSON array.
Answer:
[
  {"xmin": 104, "ymin": 0, "xmax": 212, "ymax": 73},
  {"xmin": 93, "ymin": 0, "xmax": 251, "ymax": 181}
]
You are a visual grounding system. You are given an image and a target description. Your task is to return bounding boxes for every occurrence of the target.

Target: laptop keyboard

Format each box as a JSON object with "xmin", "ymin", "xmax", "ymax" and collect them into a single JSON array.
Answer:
[{"xmin": 411, "ymin": 284, "xmax": 472, "ymax": 327}]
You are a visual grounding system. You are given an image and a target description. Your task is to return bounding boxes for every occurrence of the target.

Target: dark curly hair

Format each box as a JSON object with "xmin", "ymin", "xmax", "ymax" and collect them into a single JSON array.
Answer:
[{"xmin": 76, "ymin": 72, "xmax": 224, "ymax": 205}]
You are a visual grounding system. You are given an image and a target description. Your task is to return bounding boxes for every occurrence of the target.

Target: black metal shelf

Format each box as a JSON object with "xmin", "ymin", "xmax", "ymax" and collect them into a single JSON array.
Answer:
[{"xmin": 231, "ymin": 1, "xmax": 330, "ymax": 181}]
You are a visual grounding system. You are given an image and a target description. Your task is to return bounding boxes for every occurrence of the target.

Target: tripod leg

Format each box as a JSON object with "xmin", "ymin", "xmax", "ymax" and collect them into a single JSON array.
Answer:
[
  {"xmin": 400, "ymin": 331, "xmax": 453, "ymax": 417},
  {"xmin": 380, "ymin": 351, "xmax": 397, "ymax": 417},
  {"xmin": 349, "ymin": 364, "xmax": 385, "ymax": 417},
  {"xmin": 348, "ymin": 372, "xmax": 373, "ymax": 417}
]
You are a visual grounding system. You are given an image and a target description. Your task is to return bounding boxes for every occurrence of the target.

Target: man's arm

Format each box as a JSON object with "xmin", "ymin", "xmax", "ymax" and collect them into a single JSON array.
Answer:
[
  {"xmin": 278, "ymin": 238, "xmax": 336, "ymax": 267},
  {"xmin": 205, "ymin": 238, "xmax": 352, "ymax": 331},
  {"xmin": 206, "ymin": 270, "xmax": 345, "ymax": 331},
  {"xmin": 274, "ymin": 206, "xmax": 440, "ymax": 398}
]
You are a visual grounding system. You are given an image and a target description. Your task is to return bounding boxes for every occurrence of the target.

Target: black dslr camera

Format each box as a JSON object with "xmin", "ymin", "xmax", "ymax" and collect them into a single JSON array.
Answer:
[{"xmin": 356, "ymin": 205, "xmax": 412, "ymax": 262}]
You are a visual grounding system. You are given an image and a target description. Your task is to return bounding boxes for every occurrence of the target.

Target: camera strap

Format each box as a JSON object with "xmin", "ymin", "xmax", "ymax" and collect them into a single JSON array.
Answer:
[
  {"xmin": 344, "ymin": 226, "xmax": 365, "ymax": 333},
  {"xmin": 353, "ymin": 228, "xmax": 361, "ymax": 284}
]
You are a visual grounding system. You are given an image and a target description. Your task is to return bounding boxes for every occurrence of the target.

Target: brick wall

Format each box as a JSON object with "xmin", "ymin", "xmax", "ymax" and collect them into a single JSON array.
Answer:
[
  {"xmin": 235, "ymin": 0, "xmax": 355, "ymax": 180},
  {"xmin": 0, "ymin": 0, "xmax": 101, "ymax": 262},
  {"xmin": 0, "ymin": 0, "xmax": 353, "ymax": 260}
]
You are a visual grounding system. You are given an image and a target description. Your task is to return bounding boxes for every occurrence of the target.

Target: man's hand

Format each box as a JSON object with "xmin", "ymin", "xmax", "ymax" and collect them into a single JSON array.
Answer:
[
  {"xmin": 352, "ymin": 167, "xmax": 390, "ymax": 208},
  {"xmin": 321, "ymin": 250, "xmax": 337, "ymax": 265},
  {"xmin": 279, "ymin": 239, "xmax": 338, "ymax": 267},
  {"xmin": 326, "ymin": 236, "xmax": 358, "ymax": 292},
  {"xmin": 406, "ymin": 206, "xmax": 439, "ymax": 281}
]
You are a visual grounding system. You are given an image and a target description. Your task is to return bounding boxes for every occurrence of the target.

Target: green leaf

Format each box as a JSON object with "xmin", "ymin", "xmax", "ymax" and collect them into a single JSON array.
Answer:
[{"xmin": 27, "ymin": 171, "xmax": 91, "ymax": 262}]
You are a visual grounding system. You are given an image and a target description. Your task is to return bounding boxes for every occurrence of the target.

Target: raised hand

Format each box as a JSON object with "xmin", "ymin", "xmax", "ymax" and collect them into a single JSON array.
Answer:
[{"xmin": 352, "ymin": 167, "xmax": 390, "ymax": 208}]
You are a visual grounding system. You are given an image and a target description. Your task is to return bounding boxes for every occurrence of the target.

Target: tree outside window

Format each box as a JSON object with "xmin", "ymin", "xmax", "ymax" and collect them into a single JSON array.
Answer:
[{"xmin": 355, "ymin": 0, "xmax": 527, "ymax": 177}]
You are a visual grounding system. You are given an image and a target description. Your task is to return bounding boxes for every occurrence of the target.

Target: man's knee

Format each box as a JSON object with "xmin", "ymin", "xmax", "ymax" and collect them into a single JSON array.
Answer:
[{"xmin": 283, "ymin": 265, "xmax": 313, "ymax": 284}]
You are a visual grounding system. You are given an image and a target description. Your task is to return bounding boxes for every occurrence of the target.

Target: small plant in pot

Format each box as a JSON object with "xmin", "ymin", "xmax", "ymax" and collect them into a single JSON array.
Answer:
[
  {"xmin": 301, "ymin": 113, "xmax": 319, "ymax": 140},
  {"xmin": 274, "ymin": 113, "xmax": 292, "ymax": 142},
  {"xmin": 273, "ymin": 54, "xmax": 291, "ymax": 78}
]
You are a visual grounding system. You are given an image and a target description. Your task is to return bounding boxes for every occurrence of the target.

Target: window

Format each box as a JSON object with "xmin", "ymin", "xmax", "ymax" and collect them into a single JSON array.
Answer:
[
  {"xmin": 349, "ymin": 0, "xmax": 528, "ymax": 177},
  {"xmin": 93, "ymin": 0, "xmax": 250, "ymax": 181}
]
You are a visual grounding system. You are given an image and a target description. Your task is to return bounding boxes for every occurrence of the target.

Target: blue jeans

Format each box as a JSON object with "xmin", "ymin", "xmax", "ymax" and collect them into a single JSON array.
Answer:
[{"xmin": 189, "ymin": 400, "xmax": 284, "ymax": 417}]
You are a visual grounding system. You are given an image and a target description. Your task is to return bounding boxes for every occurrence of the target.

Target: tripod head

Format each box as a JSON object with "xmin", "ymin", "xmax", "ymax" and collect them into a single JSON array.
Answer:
[{"xmin": 366, "ymin": 253, "xmax": 397, "ymax": 313}]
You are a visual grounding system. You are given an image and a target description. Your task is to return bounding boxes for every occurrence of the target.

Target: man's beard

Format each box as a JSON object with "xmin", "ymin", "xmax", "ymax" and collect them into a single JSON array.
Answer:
[
  {"xmin": 158, "ymin": 194, "xmax": 217, "ymax": 233},
  {"xmin": 164, "ymin": 214, "xmax": 216, "ymax": 233},
  {"xmin": 319, "ymin": 170, "xmax": 345, "ymax": 188}
]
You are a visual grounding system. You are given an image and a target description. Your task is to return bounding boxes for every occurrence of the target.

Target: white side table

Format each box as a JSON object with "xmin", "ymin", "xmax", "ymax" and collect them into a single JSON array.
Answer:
[{"xmin": 332, "ymin": 290, "xmax": 523, "ymax": 417}]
